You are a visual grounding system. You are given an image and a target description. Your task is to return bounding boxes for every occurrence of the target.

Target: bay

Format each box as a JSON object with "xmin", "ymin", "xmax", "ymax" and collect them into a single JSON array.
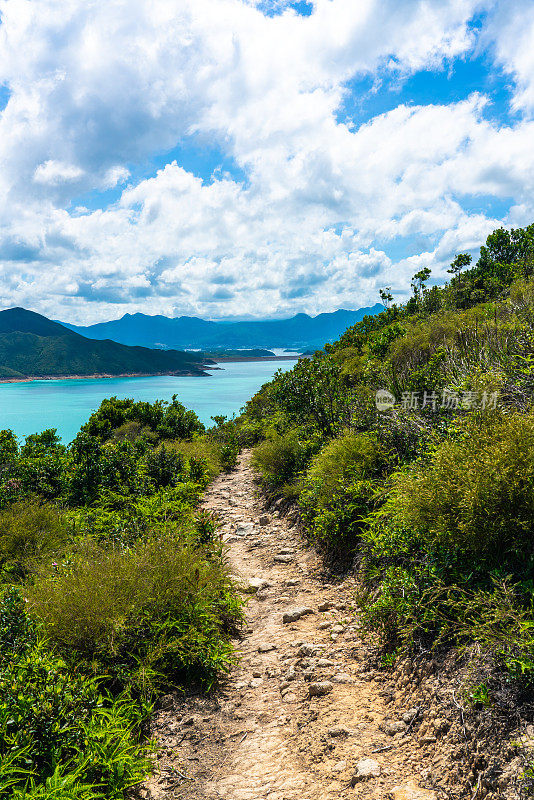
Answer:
[{"xmin": 0, "ymin": 359, "xmax": 295, "ymax": 444}]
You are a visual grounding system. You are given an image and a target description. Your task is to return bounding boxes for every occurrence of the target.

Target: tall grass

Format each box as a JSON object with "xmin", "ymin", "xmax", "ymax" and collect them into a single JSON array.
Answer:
[
  {"xmin": 27, "ymin": 529, "xmax": 243, "ymax": 692},
  {"xmin": 0, "ymin": 588, "xmax": 151, "ymax": 799}
]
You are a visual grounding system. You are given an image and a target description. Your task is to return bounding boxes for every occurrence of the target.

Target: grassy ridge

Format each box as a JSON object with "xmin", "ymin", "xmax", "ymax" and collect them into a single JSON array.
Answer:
[
  {"xmin": 241, "ymin": 222, "xmax": 534, "ymax": 704},
  {"xmin": 0, "ymin": 397, "xmax": 242, "ymax": 798}
]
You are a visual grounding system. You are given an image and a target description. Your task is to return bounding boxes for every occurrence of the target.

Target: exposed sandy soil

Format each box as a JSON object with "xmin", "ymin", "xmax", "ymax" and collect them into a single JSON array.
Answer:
[{"xmin": 138, "ymin": 451, "xmax": 523, "ymax": 800}]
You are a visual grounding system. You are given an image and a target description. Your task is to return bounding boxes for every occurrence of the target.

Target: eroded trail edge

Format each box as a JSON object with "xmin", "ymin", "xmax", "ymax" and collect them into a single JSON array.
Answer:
[{"xmin": 140, "ymin": 452, "xmax": 487, "ymax": 800}]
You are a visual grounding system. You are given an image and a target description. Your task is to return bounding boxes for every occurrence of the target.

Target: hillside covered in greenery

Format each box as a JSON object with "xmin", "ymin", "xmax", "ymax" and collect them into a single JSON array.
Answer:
[
  {"xmin": 0, "ymin": 397, "xmax": 241, "ymax": 797},
  {"xmin": 241, "ymin": 222, "xmax": 534, "ymax": 704},
  {"xmin": 0, "ymin": 308, "xmax": 211, "ymax": 379},
  {"xmin": 2, "ymin": 222, "xmax": 534, "ymax": 796}
]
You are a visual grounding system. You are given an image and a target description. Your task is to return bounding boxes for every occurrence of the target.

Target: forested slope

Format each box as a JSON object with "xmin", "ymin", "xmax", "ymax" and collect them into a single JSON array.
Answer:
[
  {"xmin": 0, "ymin": 398, "xmax": 241, "ymax": 797},
  {"xmin": 240, "ymin": 223, "xmax": 534, "ymax": 776},
  {"xmin": 0, "ymin": 308, "xmax": 210, "ymax": 378}
]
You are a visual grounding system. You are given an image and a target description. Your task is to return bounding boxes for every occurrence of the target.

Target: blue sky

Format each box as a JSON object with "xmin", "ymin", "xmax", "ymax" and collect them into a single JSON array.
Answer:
[{"xmin": 0, "ymin": 0, "xmax": 534, "ymax": 323}]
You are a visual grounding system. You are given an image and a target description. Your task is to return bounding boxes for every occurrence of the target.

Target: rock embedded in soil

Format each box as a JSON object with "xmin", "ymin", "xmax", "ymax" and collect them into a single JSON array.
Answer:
[
  {"xmin": 247, "ymin": 577, "xmax": 271, "ymax": 592},
  {"xmin": 258, "ymin": 643, "xmax": 277, "ymax": 653},
  {"xmin": 332, "ymin": 672, "xmax": 352, "ymax": 684},
  {"xmin": 308, "ymin": 681, "xmax": 334, "ymax": 697},
  {"xmin": 390, "ymin": 781, "xmax": 438, "ymax": 800},
  {"xmin": 158, "ymin": 694, "xmax": 174, "ymax": 711},
  {"xmin": 235, "ymin": 522, "xmax": 255, "ymax": 536},
  {"xmin": 331, "ymin": 624, "xmax": 344, "ymax": 634},
  {"xmin": 297, "ymin": 643, "xmax": 318, "ymax": 657},
  {"xmin": 403, "ymin": 708, "xmax": 419, "ymax": 724},
  {"xmin": 328, "ymin": 725, "xmax": 350, "ymax": 737},
  {"xmin": 352, "ymin": 758, "xmax": 381, "ymax": 782},
  {"xmin": 283, "ymin": 692, "xmax": 298, "ymax": 703},
  {"xmin": 283, "ymin": 607, "xmax": 315, "ymax": 623},
  {"xmin": 274, "ymin": 554, "xmax": 294, "ymax": 563},
  {"xmin": 318, "ymin": 601, "xmax": 334, "ymax": 612},
  {"xmin": 382, "ymin": 719, "xmax": 407, "ymax": 735}
]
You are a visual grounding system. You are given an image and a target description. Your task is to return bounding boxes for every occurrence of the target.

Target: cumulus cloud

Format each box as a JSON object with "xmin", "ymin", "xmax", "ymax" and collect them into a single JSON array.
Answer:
[
  {"xmin": 0, "ymin": 0, "xmax": 533, "ymax": 321},
  {"xmin": 485, "ymin": 0, "xmax": 534, "ymax": 114},
  {"xmin": 33, "ymin": 160, "xmax": 84, "ymax": 185},
  {"xmin": 102, "ymin": 166, "xmax": 130, "ymax": 189}
]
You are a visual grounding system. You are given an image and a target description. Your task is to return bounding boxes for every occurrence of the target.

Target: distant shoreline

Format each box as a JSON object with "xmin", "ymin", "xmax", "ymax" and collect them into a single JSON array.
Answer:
[
  {"xmin": 0, "ymin": 355, "xmax": 301, "ymax": 384},
  {"xmin": 210, "ymin": 355, "xmax": 301, "ymax": 363},
  {"xmin": 0, "ymin": 370, "xmax": 211, "ymax": 384}
]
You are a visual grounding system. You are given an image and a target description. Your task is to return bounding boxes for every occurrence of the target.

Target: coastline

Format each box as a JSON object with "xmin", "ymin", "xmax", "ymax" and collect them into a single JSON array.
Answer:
[
  {"xmin": 210, "ymin": 354, "xmax": 300, "ymax": 363},
  {"xmin": 0, "ymin": 369, "xmax": 211, "ymax": 384},
  {"xmin": 0, "ymin": 356, "xmax": 300, "ymax": 384}
]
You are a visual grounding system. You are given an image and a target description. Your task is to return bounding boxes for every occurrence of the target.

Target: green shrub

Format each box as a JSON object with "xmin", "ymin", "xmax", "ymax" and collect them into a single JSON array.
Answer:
[
  {"xmin": 269, "ymin": 354, "xmax": 350, "ymax": 437},
  {"xmin": 144, "ymin": 444, "xmax": 186, "ymax": 488},
  {"xmin": 68, "ymin": 434, "xmax": 143, "ymax": 504},
  {"xmin": 0, "ymin": 501, "xmax": 70, "ymax": 579},
  {"xmin": 298, "ymin": 431, "xmax": 389, "ymax": 549},
  {"xmin": 82, "ymin": 396, "xmax": 204, "ymax": 443},
  {"xmin": 356, "ymin": 565, "xmax": 430, "ymax": 648},
  {"xmin": 20, "ymin": 430, "xmax": 65, "ymax": 459},
  {"xmin": 368, "ymin": 411, "xmax": 534, "ymax": 567},
  {"xmin": 0, "ymin": 430, "xmax": 19, "ymax": 464},
  {"xmin": 69, "ymin": 486, "xmax": 201, "ymax": 546},
  {"xmin": 27, "ymin": 530, "xmax": 243, "ymax": 691},
  {"xmin": 112, "ymin": 420, "xmax": 158, "ymax": 445},
  {"xmin": 358, "ymin": 411, "xmax": 534, "ymax": 651},
  {"xmin": 0, "ymin": 588, "xmax": 150, "ymax": 799},
  {"xmin": 164, "ymin": 438, "xmax": 225, "ymax": 481},
  {"xmin": 252, "ymin": 430, "xmax": 318, "ymax": 488}
]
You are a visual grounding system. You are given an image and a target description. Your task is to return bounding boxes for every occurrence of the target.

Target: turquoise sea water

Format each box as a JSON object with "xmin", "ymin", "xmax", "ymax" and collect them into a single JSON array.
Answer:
[{"xmin": 0, "ymin": 360, "xmax": 295, "ymax": 443}]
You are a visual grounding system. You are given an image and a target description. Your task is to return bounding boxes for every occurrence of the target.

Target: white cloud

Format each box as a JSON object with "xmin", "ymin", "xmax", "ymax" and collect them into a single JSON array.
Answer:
[
  {"xmin": 33, "ymin": 160, "xmax": 84, "ymax": 185},
  {"xmin": 102, "ymin": 166, "xmax": 130, "ymax": 189},
  {"xmin": 0, "ymin": 0, "xmax": 533, "ymax": 322},
  {"xmin": 485, "ymin": 0, "xmax": 534, "ymax": 114}
]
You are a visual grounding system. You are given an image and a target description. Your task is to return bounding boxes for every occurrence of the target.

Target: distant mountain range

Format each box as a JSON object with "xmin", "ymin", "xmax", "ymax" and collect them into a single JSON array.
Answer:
[
  {"xmin": 0, "ymin": 308, "xmax": 211, "ymax": 380},
  {"xmin": 61, "ymin": 306, "xmax": 384, "ymax": 351}
]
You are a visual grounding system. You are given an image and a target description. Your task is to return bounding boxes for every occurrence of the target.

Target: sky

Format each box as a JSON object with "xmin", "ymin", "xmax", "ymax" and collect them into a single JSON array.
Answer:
[{"xmin": 0, "ymin": 0, "xmax": 534, "ymax": 323}]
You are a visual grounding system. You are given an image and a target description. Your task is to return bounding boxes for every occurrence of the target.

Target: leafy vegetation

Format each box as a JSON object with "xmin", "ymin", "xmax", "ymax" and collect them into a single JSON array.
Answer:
[
  {"xmin": 0, "ymin": 395, "xmax": 243, "ymax": 797},
  {"xmin": 240, "ymin": 222, "xmax": 534, "ymax": 703},
  {"xmin": 0, "ymin": 588, "xmax": 151, "ymax": 800},
  {"xmin": 4, "ymin": 221, "xmax": 534, "ymax": 795}
]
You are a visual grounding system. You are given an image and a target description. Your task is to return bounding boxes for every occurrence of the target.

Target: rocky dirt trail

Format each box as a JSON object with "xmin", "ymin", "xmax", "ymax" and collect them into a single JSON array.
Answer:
[{"xmin": 139, "ymin": 451, "xmax": 475, "ymax": 800}]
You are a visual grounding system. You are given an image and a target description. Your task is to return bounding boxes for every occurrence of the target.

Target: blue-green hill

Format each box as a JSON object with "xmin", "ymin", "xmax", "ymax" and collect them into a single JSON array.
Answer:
[{"xmin": 0, "ymin": 307, "xmax": 210, "ymax": 378}]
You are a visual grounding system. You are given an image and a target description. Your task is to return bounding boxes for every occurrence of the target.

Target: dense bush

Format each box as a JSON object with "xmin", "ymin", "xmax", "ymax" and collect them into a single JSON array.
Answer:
[
  {"xmin": 0, "ymin": 501, "xmax": 70, "ymax": 579},
  {"xmin": 367, "ymin": 411, "xmax": 534, "ymax": 568},
  {"xmin": 0, "ymin": 394, "xmax": 244, "ymax": 796},
  {"xmin": 269, "ymin": 353, "xmax": 350, "ymax": 437},
  {"xmin": 0, "ymin": 588, "xmax": 150, "ymax": 799},
  {"xmin": 358, "ymin": 411, "xmax": 534, "ymax": 650},
  {"xmin": 27, "ymin": 529, "xmax": 242, "ymax": 692},
  {"xmin": 298, "ymin": 431, "xmax": 389, "ymax": 550},
  {"xmin": 82, "ymin": 395, "xmax": 205, "ymax": 443},
  {"xmin": 252, "ymin": 430, "xmax": 319, "ymax": 489}
]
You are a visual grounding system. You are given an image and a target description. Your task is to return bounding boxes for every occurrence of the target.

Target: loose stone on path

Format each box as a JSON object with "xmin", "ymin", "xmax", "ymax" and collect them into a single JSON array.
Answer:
[{"xmin": 143, "ymin": 450, "xmax": 446, "ymax": 800}]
